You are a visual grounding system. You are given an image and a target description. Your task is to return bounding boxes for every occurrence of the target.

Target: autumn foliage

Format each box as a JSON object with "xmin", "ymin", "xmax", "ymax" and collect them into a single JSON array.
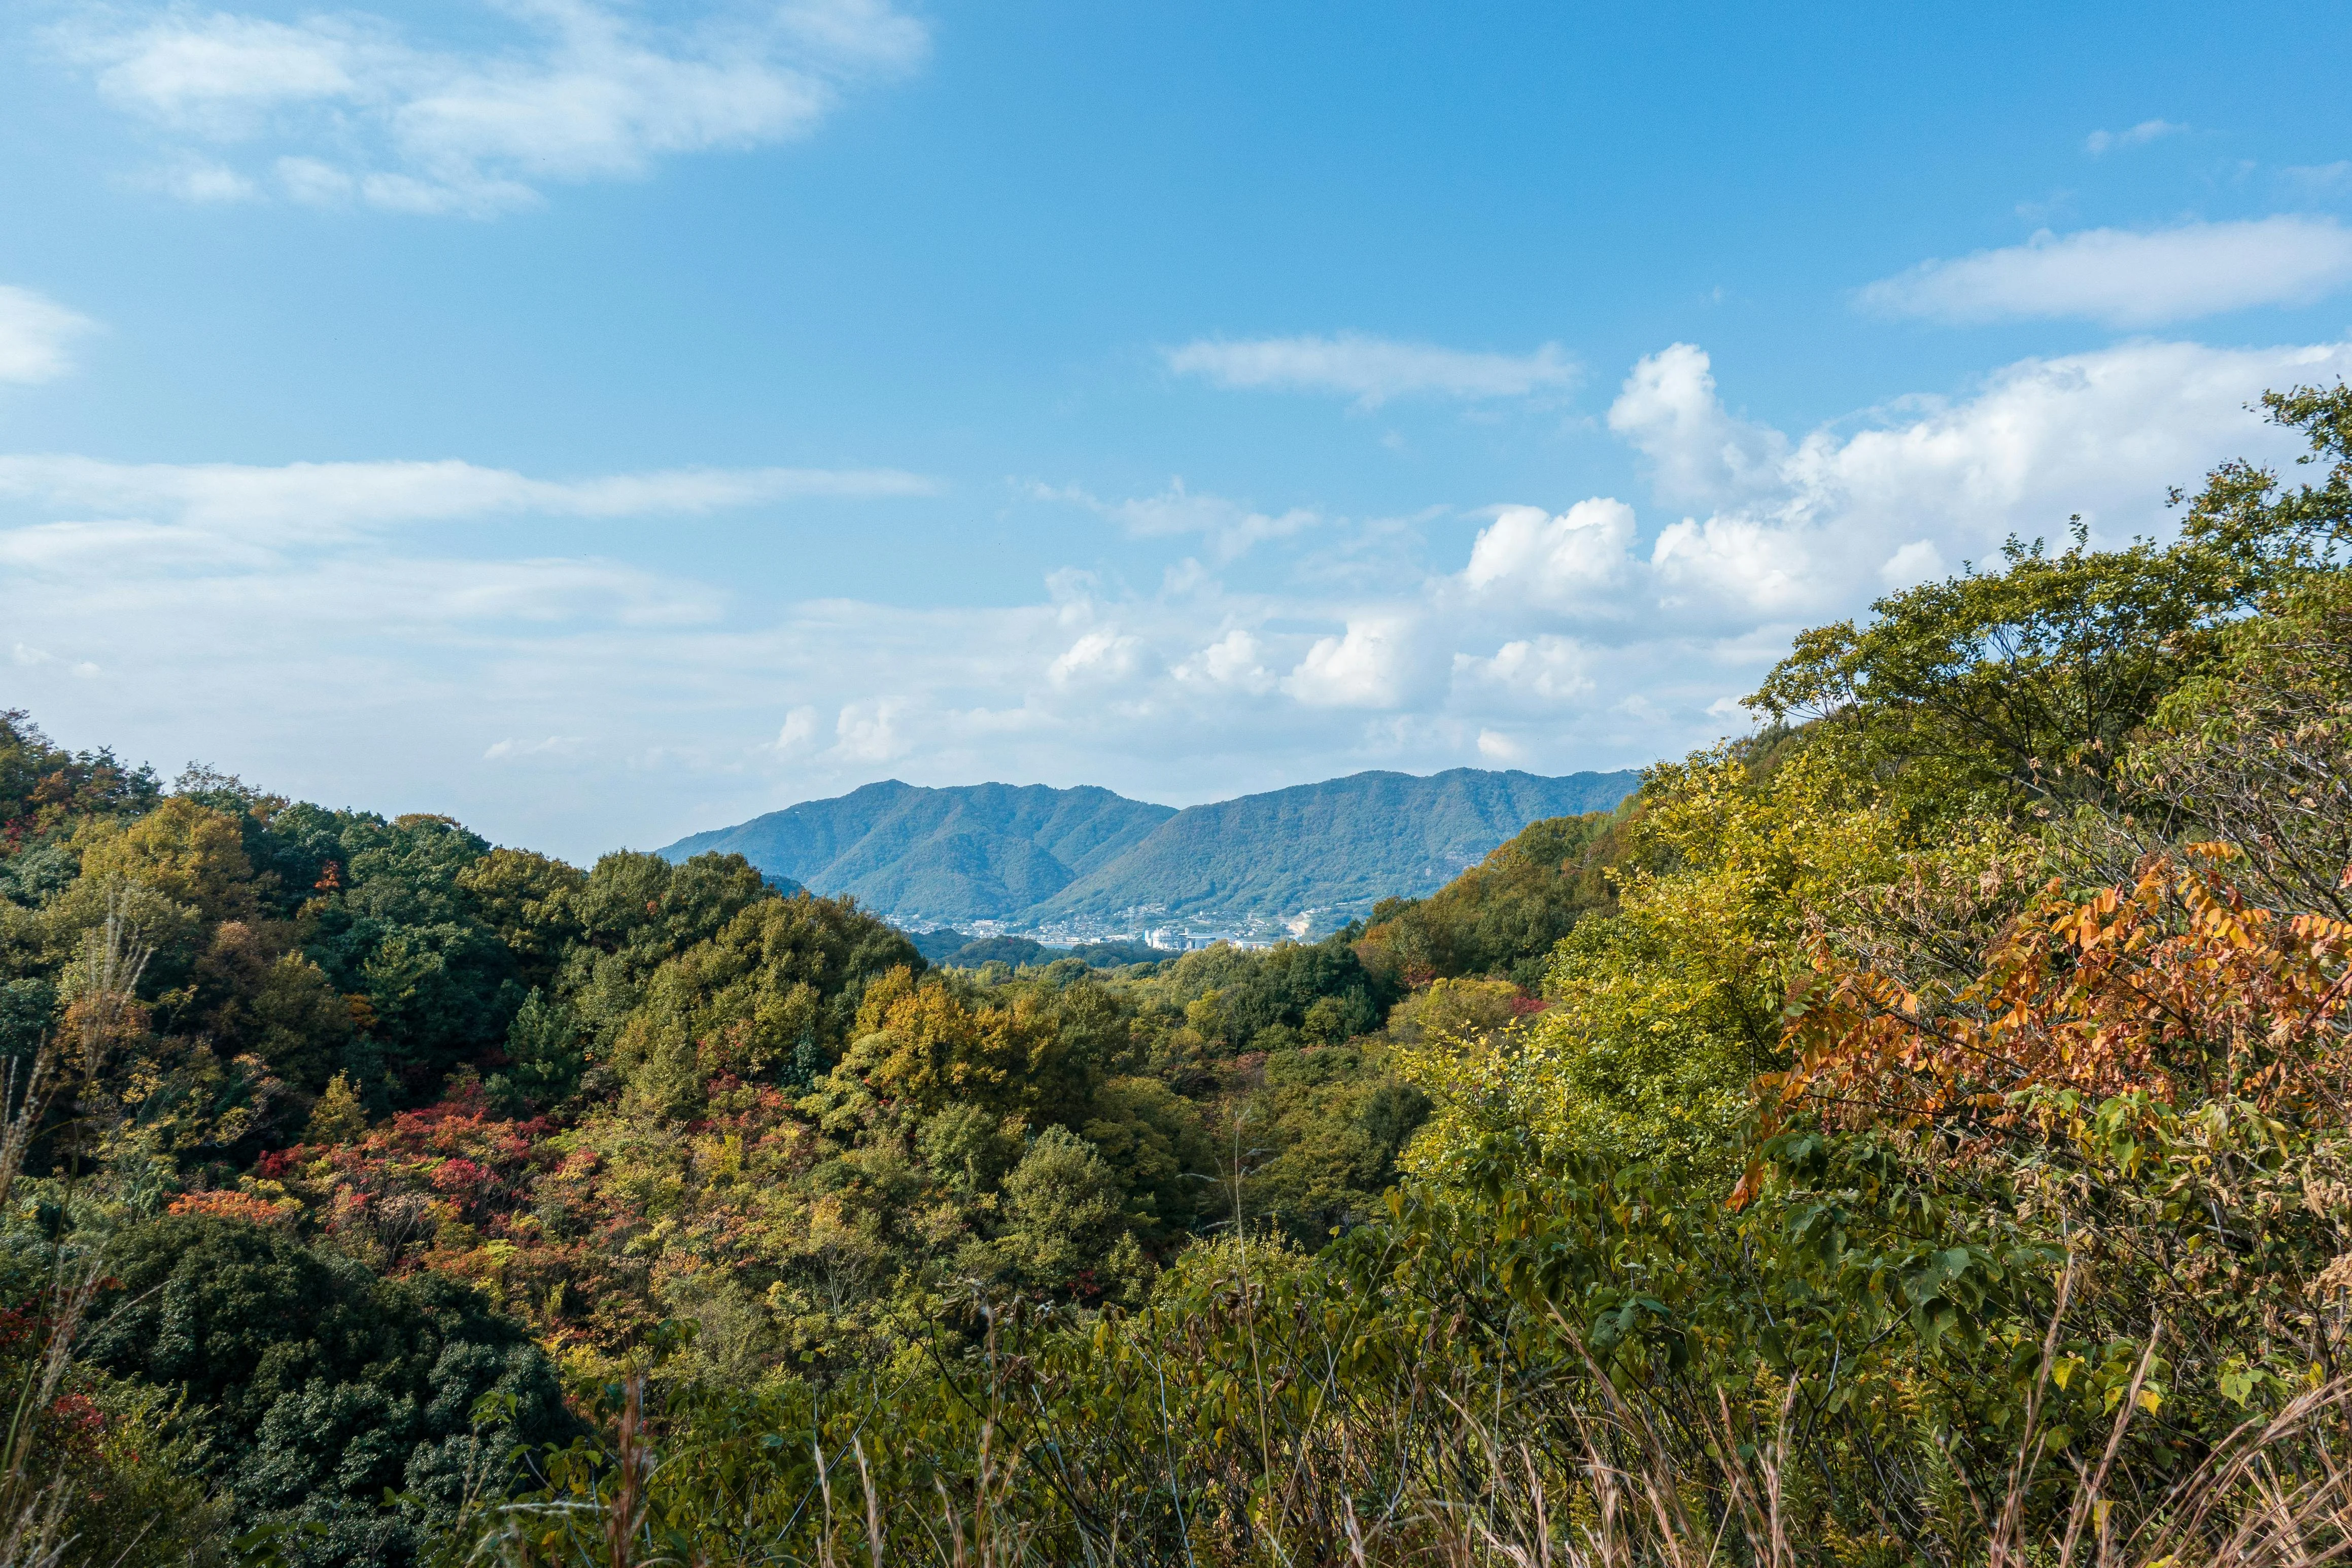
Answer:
[{"xmin": 1788, "ymin": 847, "xmax": 2352, "ymax": 1135}]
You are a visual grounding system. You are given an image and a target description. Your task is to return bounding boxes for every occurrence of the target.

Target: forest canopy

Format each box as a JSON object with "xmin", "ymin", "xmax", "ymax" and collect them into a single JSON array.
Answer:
[{"xmin": 7, "ymin": 385, "xmax": 2352, "ymax": 1567}]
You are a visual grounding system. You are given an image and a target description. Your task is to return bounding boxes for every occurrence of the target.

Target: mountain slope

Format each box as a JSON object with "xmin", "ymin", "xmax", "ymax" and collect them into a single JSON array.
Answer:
[
  {"xmin": 662, "ymin": 768, "xmax": 1641, "ymax": 929},
  {"xmin": 1031, "ymin": 768, "xmax": 1640, "ymax": 922},
  {"xmin": 658, "ymin": 781, "xmax": 1175, "ymax": 923}
]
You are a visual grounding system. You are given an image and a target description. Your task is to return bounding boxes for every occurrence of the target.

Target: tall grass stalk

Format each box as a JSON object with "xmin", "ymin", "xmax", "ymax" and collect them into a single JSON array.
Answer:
[
  {"xmin": 432, "ymin": 1250, "xmax": 2352, "ymax": 1568},
  {"xmin": 0, "ymin": 889, "xmax": 152, "ymax": 1568}
]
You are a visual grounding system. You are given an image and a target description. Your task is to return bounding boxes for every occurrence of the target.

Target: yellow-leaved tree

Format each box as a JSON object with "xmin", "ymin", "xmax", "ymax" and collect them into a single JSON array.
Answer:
[{"xmin": 1398, "ymin": 739, "xmax": 2004, "ymax": 1177}]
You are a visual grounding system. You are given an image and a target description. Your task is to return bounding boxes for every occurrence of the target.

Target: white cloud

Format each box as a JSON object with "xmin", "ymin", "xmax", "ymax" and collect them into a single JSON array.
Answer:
[
  {"xmin": 0, "ymin": 533, "xmax": 721, "ymax": 625},
  {"xmin": 1043, "ymin": 479, "xmax": 1317, "ymax": 563},
  {"xmin": 1165, "ymin": 332, "xmax": 1576, "ymax": 406},
  {"xmin": 1880, "ymin": 539, "xmax": 1945, "ymax": 587},
  {"xmin": 0, "ymin": 286, "xmax": 98, "ymax": 385},
  {"xmin": 54, "ymin": 0, "xmax": 928, "ymax": 215},
  {"xmin": 1047, "ymin": 628, "xmax": 1143, "ymax": 687},
  {"xmin": 486, "ymin": 735, "xmax": 584, "ymax": 759},
  {"xmin": 1173, "ymin": 630, "xmax": 1278, "ymax": 695},
  {"xmin": 1606, "ymin": 345, "xmax": 1788, "ymax": 504},
  {"xmin": 0, "ymin": 454, "xmax": 936, "ymax": 539},
  {"xmin": 766, "ymin": 705, "xmax": 821, "ymax": 754},
  {"xmin": 15, "ymin": 642, "xmax": 101, "ymax": 678},
  {"xmin": 1475, "ymin": 728, "xmax": 1526, "ymax": 763},
  {"xmin": 1783, "ymin": 337, "xmax": 2350, "ymax": 534},
  {"xmin": 1283, "ymin": 617, "xmax": 1418, "ymax": 707},
  {"xmin": 2282, "ymin": 162, "xmax": 2352, "ymax": 194},
  {"xmin": 1860, "ymin": 217, "xmax": 2352, "ymax": 327},
  {"xmin": 2086, "ymin": 119, "xmax": 2185, "ymax": 155},
  {"xmin": 1462, "ymin": 499, "xmax": 1636, "ymax": 608},
  {"xmin": 10, "ymin": 336, "xmax": 2348, "ymax": 861},
  {"xmin": 1649, "ymin": 514, "xmax": 1815, "ymax": 617},
  {"xmin": 830, "ymin": 700, "xmax": 909, "ymax": 764},
  {"xmin": 158, "ymin": 159, "xmax": 260, "ymax": 202},
  {"xmin": 1455, "ymin": 636, "xmax": 1594, "ymax": 705},
  {"xmin": 1452, "ymin": 335, "xmax": 2352, "ymax": 658}
]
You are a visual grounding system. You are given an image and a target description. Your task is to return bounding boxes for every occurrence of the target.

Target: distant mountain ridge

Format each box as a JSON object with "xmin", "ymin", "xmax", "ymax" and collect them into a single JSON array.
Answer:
[
  {"xmin": 1028, "ymin": 768, "xmax": 1635, "ymax": 922},
  {"xmin": 659, "ymin": 780, "xmax": 1174, "ymax": 925},
  {"xmin": 659, "ymin": 766, "xmax": 1641, "ymax": 930}
]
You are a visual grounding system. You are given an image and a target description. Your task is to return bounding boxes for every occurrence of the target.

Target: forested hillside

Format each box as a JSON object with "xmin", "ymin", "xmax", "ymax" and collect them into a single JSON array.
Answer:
[
  {"xmin": 660, "ymin": 766, "xmax": 1639, "ymax": 930},
  {"xmin": 8, "ymin": 386, "xmax": 2352, "ymax": 1566},
  {"xmin": 1029, "ymin": 765, "xmax": 1639, "ymax": 923},
  {"xmin": 659, "ymin": 781, "xmax": 1174, "ymax": 925},
  {"xmin": 0, "ymin": 704, "xmax": 1621, "ymax": 1566}
]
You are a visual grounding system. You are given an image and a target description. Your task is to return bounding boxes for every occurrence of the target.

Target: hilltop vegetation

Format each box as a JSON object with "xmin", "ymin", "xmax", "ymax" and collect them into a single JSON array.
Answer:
[
  {"xmin": 902, "ymin": 929, "xmax": 1166, "ymax": 969},
  {"xmin": 3, "ymin": 715, "xmax": 1611, "ymax": 1565},
  {"xmin": 1356, "ymin": 804, "xmax": 1630, "ymax": 989},
  {"xmin": 7, "ymin": 386, "xmax": 2352, "ymax": 1566}
]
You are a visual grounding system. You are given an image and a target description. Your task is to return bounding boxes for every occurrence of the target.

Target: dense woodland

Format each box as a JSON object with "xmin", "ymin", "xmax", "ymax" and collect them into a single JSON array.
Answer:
[{"xmin": 7, "ymin": 388, "xmax": 2352, "ymax": 1566}]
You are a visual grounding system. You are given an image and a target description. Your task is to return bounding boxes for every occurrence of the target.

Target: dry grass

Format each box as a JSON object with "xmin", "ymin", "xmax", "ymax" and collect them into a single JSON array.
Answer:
[
  {"xmin": 440, "ymin": 1294, "xmax": 2352, "ymax": 1568},
  {"xmin": 0, "ymin": 892, "xmax": 153, "ymax": 1568}
]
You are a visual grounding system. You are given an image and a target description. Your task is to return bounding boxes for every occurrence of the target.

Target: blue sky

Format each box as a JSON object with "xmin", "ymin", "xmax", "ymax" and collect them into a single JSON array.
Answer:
[{"xmin": 4, "ymin": 2, "xmax": 2352, "ymax": 860}]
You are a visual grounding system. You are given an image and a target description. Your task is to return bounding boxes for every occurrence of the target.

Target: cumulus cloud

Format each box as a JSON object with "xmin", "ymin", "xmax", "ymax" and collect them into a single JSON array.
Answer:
[
  {"xmin": 1859, "ymin": 217, "xmax": 2352, "ymax": 327},
  {"xmin": 1173, "ymin": 630, "xmax": 1278, "ymax": 694},
  {"xmin": 1475, "ymin": 728, "xmax": 1526, "ymax": 763},
  {"xmin": 1447, "ymin": 335, "xmax": 2352, "ymax": 660},
  {"xmin": 1284, "ymin": 618, "xmax": 1420, "ymax": 707},
  {"xmin": 829, "ymin": 699, "xmax": 909, "ymax": 764},
  {"xmin": 12, "ymin": 336, "xmax": 2348, "ymax": 860},
  {"xmin": 1880, "ymin": 539, "xmax": 1946, "ymax": 587},
  {"xmin": 1164, "ymin": 332, "xmax": 1576, "ymax": 406},
  {"xmin": 1454, "ymin": 636, "xmax": 1594, "ymax": 705},
  {"xmin": 1606, "ymin": 345, "xmax": 1788, "ymax": 504},
  {"xmin": 0, "ymin": 286, "xmax": 98, "ymax": 384},
  {"xmin": 1048, "ymin": 628, "xmax": 1144, "ymax": 687},
  {"xmin": 52, "ymin": 0, "xmax": 927, "ymax": 214},
  {"xmin": 1648, "ymin": 513, "xmax": 1818, "ymax": 618},
  {"xmin": 2086, "ymin": 119, "xmax": 2185, "ymax": 155},
  {"xmin": 766, "ymin": 705, "xmax": 821, "ymax": 754},
  {"xmin": 1461, "ymin": 499, "xmax": 1636, "ymax": 609}
]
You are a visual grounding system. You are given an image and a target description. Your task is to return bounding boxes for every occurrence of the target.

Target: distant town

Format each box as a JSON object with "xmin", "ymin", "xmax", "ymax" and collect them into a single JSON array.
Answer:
[{"xmin": 925, "ymin": 908, "xmax": 1327, "ymax": 953}]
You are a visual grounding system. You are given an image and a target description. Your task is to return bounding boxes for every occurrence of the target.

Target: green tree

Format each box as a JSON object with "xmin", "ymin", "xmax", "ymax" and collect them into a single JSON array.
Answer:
[
  {"xmin": 1751, "ymin": 385, "xmax": 2352, "ymax": 820},
  {"xmin": 486, "ymin": 987, "xmax": 588, "ymax": 1113},
  {"xmin": 81, "ymin": 1215, "xmax": 572, "ymax": 1568},
  {"xmin": 994, "ymin": 1125, "xmax": 1127, "ymax": 1295},
  {"xmin": 1358, "ymin": 809, "xmax": 1623, "ymax": 988},
  {"xmin": 455, "ymin": 846, "xmax": 587, "ymax": 991},
  {"xmin": 0, "ymin": 709, "xmax": 160, "ymax": 852}
]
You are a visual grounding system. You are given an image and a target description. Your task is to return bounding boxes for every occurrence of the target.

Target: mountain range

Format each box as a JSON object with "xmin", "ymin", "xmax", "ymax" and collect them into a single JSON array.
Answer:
[{"xmin": 658, "ymin": 766, "xmax": 1641, "ymax": 931}]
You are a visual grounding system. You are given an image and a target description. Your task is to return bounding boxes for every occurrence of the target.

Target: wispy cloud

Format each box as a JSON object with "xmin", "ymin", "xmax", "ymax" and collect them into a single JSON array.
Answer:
[
  {"xmin": 1858, "ymin": 217, "xmax": 2352, "ymax": 327},
  {"xmin": 2281, "ymin": 162, "xmax": 2352, "ymax": 194},
  {"xmin": 53, "ymin": 0, "xmax": 928, "ymax": 215},
  {"xmin": 486, "ymin": 735, "xmax": 586, "ymax": 760},
  {"xmin": 0, "ymin": 455, "xmax": 938, "ymax": 539},
  {"xmin": 1164, "ymin": 332, "xmax": 1577, "ymax": 406},
  {"xmin": 2086, "ymin": 118, "xmax": 2185, "ymax": 155},
  {"xmin": 1036, "ymin": 478, "xmax": 1318, "ymax": 563},
  {"xmin": 0, "ymin": 286, "xmax": 97, "ymax": 385}
]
